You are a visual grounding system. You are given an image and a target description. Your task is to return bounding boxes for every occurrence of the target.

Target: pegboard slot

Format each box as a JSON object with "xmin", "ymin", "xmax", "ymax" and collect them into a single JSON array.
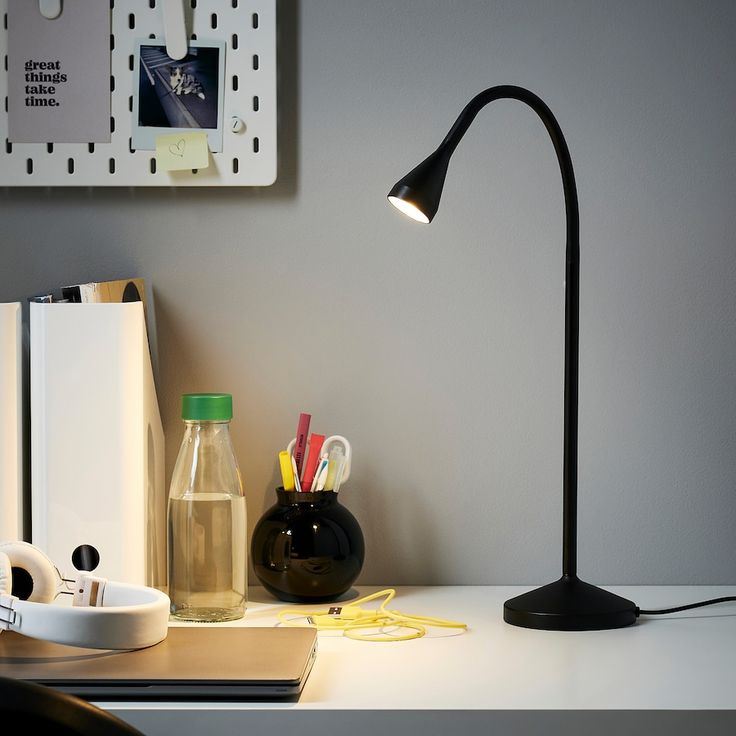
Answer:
[
  {"xmin": 252, "ymin": 95, "xmax": 259, "ymax": 111},
  {"xmin": 232, "ymin": 157, "xmax": 238, "ymax": 173},
  {"xmin": 232, "ymin": 33, "xmax": 238, "ymax": 50},
  {"xmin": 128, "ymin": 13, "xmax": 135, "ymax": 30},
  {"xmin": 88, "ymin": 143, "xmax": 95, "ymax": 153},
  {"xmin": 46, "ymin": 143, "xmax": 53, "ymax": 154},
  {"xmin": 252, "ymin": 54, "xmax": 259, "ymax": 70},
  {"xmin": 232, "ymin": 74, "xmax": 238, "ymax": 91},
  {"xmin": 211, "ymin": 13, "xmax": 218, "ymax": 28},
  {"xmin": 67, "ymin": 158, "xmax": 74, "ymax": 174},
  {"xmin": 26, "ymin": 158, "xmax": 32, "ymax": 174},
  {"xmin": 149, "ymin": 157, "xmax": 156, "ymax": 173},
  {"xmin": 252, "ymin": 136, "xmax": 259, "ymax": 153},
  {"xmin": 109, "ymin": 158, "xmax": 116, "ymax": 174},
  {"xmin": 252, "ymin": 12, "xmax": 258, "ymax": 28}
]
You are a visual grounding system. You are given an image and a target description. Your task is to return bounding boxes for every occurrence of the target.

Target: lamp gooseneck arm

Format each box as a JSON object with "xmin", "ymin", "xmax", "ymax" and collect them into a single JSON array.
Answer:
[{"xmin": 440, "ymin": 85, "xmax": 580, "ymax": 579}]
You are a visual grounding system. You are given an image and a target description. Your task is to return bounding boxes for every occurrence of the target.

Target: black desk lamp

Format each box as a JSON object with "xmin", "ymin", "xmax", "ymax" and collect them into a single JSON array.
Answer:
[{"xmin": 387, "ymin": 85, "xmax": 637, "ymax": 631}]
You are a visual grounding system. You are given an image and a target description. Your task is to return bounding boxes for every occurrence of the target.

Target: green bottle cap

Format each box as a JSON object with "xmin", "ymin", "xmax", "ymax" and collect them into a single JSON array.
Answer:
[{"xmin": 181, "ymin": 393, "xmax": 233, "ymax": 421}]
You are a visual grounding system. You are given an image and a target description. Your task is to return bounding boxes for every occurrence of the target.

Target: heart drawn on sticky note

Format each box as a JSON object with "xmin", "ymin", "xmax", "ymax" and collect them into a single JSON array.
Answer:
[
  {"xmin": 169, "ymin": 139, "xmax": 186, "ymax": 157},
  {"xmin": 155, "ymin": 131, "xmax": 209, "ymax": 171}
]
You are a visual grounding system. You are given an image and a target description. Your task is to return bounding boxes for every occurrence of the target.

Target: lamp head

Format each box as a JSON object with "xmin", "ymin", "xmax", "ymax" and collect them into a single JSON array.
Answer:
[{"xmin": 387, "ymin": 148, "xmax": 450, "ymax": 224}]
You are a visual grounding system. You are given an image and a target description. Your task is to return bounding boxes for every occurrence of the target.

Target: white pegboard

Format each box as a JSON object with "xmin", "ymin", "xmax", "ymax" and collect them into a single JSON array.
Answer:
[{"xmin": 0, "ymin": 0, "xmax": 276, "ymax": 186}]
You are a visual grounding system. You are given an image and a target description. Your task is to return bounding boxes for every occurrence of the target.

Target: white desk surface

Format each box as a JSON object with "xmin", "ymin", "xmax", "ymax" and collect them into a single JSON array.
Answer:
[{"xmin": 103, "ymin": 585, "xmax": 736, "ymax": 735}]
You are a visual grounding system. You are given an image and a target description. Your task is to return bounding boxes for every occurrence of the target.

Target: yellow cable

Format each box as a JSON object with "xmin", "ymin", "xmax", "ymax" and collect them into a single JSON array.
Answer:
[{"xmin": 277, "ymin": 589, "xmax": 467, "ymax": 642}]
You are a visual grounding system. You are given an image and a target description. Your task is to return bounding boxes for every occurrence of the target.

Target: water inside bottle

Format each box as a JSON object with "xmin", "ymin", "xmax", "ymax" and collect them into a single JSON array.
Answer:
[{"xmin": 168, "ymin": 493, "xmax": 247, "ymax": 622}]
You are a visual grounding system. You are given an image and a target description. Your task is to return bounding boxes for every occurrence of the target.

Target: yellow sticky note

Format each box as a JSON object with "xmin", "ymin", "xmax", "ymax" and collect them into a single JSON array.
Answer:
[{"xmin": 155, "ymin": 132, "xmax": 210, "ymax": 171}]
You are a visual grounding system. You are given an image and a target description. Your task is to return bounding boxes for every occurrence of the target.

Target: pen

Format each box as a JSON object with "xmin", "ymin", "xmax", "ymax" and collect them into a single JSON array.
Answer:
[
  {"xmin": 279, "ymin": 450, "xmax": 295, "ymax": 491},
  {"xmin": 293, "ymin": 413, "xmax": 311, "ymax": 478},
  {"xmin": 321, "ymin": 436, "xmax": 352, "ymax": 485},
  {"xmin": 291, "ymin": 454, "xmax": 302, "ymax": 493},
  {"xmin": 324, "ymin": 445, "xmax": 345, "ymax": 491},
  {"xmin": 332, "ymin": 448, "xmax": 347, "ymax": 492},
  {"xmin": 301, "ymin": 434, "xmax": 325, "ymax": 490},
  {"xmin": 311, "ymin": 454, "xmax": 329, "ymax": 491}
]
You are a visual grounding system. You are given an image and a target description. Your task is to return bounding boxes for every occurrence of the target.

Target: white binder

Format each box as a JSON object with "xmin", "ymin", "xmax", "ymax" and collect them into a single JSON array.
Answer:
[
  {"xmin": 30, "ymin": 302, "xmax": 165, "ymax": 588},
  {"xmin": 0, "ymin": 302, "xmax": 22, "ymax": 541}
]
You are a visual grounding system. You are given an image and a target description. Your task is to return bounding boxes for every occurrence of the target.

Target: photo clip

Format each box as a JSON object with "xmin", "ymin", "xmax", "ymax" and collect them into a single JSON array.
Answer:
[
  {"xmin": 38, "ymin": 0, "xmax": 62, "ymax": 20},
  {"xmin": 162, "ymin": 0, "xmax": 188, "ymax": 61}
]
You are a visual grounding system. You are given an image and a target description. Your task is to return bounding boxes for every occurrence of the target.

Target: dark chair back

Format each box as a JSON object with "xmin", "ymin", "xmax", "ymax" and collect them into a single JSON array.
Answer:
[{"xmin": 0, "ymin": 676, "xmax": 144, "ymax": 735}]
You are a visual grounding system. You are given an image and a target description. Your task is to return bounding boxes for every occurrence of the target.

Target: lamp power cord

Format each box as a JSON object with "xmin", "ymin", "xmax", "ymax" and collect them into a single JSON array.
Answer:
[{"xmin": 637, "ymin": 596, "xmax": 736, "ymax": 616}]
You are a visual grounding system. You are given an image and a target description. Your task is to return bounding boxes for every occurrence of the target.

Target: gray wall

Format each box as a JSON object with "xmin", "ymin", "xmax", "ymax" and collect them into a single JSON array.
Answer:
[{"xmin": 1, "ymin": 0, "xmax": 735, "ymax": 585}]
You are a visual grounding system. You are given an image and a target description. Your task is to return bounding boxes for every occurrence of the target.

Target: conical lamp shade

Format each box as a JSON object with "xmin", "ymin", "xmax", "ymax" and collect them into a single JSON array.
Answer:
[{"xmin": 387, "ymin": 148, "xmax": 450, "ymax": 223}]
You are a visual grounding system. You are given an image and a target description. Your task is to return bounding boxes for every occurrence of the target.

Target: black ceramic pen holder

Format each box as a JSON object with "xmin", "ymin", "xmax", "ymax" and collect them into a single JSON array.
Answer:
[{"xmin": 251, "ymin": 489, "xmax": 365, "ymax": 603}]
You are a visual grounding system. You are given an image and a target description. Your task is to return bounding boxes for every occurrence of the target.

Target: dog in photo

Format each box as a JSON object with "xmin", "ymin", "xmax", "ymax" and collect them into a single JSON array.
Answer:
[{"xmin": 168, "ymin": 65, "xmax": 206, "ymax": 100}]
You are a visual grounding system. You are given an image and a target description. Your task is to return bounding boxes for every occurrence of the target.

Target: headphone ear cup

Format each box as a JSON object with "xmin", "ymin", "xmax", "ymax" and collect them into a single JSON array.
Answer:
[
  {"xmin": 0, "ymin": 551, "xmax": 11, "ymax": 595},
  {"xmin": 0, "ymin": 542, "xmax": 57, "ymax": 603}
]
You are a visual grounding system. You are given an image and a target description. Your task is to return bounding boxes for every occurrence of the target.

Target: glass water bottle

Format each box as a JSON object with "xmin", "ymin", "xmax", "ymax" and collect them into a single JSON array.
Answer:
[{"xmin": 168, "ymin": 393, "xmax": 247, "ymax": 622}]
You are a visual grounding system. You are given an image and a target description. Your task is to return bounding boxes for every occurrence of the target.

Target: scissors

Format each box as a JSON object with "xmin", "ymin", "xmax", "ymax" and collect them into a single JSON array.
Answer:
[{"xmin": 285, "ymin": 435, "xmax": 352, "ymax": 484}]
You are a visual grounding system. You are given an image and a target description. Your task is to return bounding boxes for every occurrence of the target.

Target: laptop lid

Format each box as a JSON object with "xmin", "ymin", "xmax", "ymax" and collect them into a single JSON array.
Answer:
[{"xmin": 0, "ymin": 626, "xmax": 318, "ymax": 700}]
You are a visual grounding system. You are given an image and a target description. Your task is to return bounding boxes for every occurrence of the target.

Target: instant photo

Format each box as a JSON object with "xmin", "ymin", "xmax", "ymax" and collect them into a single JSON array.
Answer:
[{"xmin": 132, "ymin": 40, "xmax": 225, "ymax": 152}]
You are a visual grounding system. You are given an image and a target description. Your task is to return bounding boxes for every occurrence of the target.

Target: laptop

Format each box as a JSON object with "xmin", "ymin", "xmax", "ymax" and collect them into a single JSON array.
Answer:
[{"xmin": 0, "ymin": 626, "xmax": 318, "ymax": 700}]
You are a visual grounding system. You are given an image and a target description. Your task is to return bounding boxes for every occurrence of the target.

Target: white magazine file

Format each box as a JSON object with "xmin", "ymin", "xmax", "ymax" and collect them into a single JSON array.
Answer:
[
  {"xmin": 0, "ymin": 302, "xmax": 23, "ymax": 541},
  {"xmin": 30, "ymin": 302, "xmax": 165, "ymax": 588}
]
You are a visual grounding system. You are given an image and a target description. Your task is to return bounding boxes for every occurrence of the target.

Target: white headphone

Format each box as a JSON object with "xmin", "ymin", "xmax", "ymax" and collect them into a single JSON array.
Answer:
[{"xmin": 0, "ymin": 541, "xmax": 170, "ymax": 650}]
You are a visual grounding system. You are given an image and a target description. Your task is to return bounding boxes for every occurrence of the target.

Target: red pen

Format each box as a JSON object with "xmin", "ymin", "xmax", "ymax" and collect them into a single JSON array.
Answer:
[
  {"xmin": 293, "ymin": 413, "xmax": 311, "ymax": 479},
  {"xmin": 301, "ymin": 434, "xmax": 325, "ymax": 490}
]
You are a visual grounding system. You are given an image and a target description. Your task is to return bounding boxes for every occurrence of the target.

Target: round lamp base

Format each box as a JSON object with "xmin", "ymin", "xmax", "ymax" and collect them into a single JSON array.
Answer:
[{"xmin": 503, "ymin": 576, "xmax": 637, "ymax": 631}]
